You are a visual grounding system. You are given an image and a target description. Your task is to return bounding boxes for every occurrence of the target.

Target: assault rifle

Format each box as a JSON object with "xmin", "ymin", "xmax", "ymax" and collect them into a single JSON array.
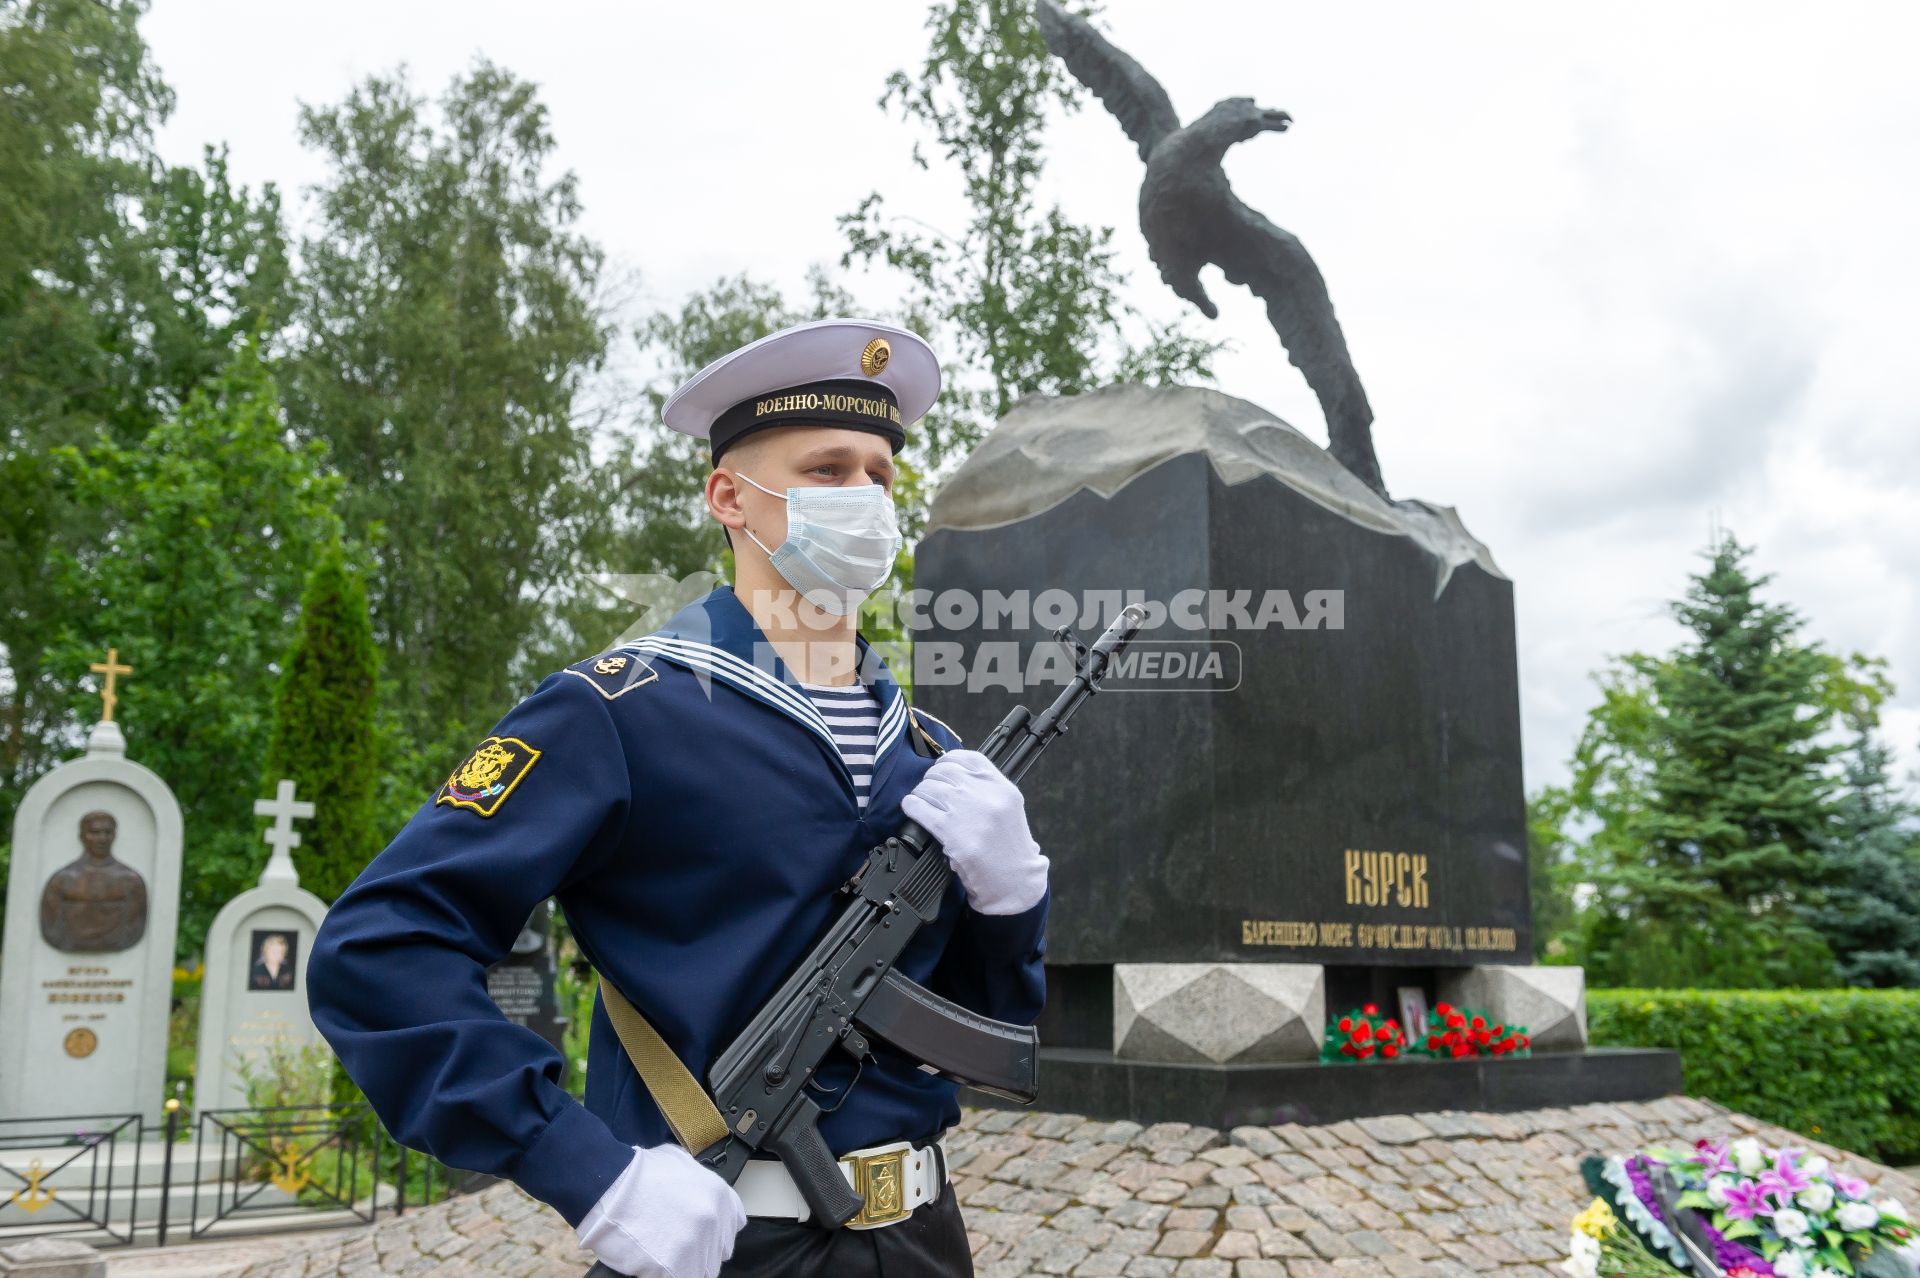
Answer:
[{"xmin": 691, "ymin": 605, "xmax": 1143, "ymax": 1230}]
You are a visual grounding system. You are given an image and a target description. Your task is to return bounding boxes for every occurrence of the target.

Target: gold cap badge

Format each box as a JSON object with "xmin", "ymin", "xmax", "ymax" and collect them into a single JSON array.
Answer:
[{"xmin": 860, "ymin": 337, "xmax": 891, "ymax": 377}]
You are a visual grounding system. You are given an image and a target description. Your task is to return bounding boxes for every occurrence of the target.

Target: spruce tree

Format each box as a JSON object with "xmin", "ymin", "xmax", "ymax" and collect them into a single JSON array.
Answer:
[
  {"xmin": 1804, "ymin": 726, "xmax": 1920, "ymax": 986},
  {"xmin": 1645, "ymin": 537, "xmax": 1838, "ymax": 897},
  {"xmin": 264, "ymin": 539, "xmax": 380, "ymax": 902},
  {"xmin": 1569, "ymin": 534, "xmax": 1850, "ymax": 987}
]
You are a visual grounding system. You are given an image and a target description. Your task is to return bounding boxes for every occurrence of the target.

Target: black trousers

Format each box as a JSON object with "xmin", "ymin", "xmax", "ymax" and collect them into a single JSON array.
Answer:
[{"xmin": 584, "ymin": 1192, "xmax": 974, "ymax": 1278}]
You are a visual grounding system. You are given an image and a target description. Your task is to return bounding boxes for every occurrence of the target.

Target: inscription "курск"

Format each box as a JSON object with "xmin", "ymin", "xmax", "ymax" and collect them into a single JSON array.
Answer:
[{"xmin": 1344, "ymin": 848, "xmax": 1429, "ymax": 909}]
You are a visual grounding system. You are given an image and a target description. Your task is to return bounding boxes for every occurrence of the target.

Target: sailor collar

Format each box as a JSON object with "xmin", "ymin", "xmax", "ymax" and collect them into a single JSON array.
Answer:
[{"xmin": 618, "ymin": 585, "xmax": 911, "ymax": 767}]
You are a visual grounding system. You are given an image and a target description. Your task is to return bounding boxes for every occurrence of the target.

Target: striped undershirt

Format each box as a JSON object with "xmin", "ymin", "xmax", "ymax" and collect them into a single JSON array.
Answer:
[{"xmin": 801, "ymin": 681, "xmax": 881, "ymax": 809}]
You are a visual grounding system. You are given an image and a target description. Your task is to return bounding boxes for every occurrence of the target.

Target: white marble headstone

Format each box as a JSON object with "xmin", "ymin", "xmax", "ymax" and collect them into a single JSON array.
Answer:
[
  {"xmin": 0, "ymin": 721, "xmax": 182, "ymax": 1125},
  {"xmin": 193, "ymin": 781, "xmax": 330, "ymax": 1112}
]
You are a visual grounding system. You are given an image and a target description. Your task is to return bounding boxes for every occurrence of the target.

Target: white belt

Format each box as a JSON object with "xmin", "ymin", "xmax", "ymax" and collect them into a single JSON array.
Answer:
[{"xmin": 735, "ymin": 1136, "xmax": 947, "ymax": 1230}]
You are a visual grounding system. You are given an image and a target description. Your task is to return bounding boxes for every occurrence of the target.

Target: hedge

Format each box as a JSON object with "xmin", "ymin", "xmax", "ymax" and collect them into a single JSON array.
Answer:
[{"xmin": 1589, "ymin": 989, "xmax": 1920, "ymax": 1165}]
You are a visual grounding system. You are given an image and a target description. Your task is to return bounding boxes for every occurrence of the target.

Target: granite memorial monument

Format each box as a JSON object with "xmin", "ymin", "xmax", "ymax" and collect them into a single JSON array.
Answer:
[
  {"xmin": 0, "ymin": 653, "xmax": 182, "ymax": 1126},
  {"xmin": 911, "ymin": 5, "xmax": 1677, "ymax": 1123}
]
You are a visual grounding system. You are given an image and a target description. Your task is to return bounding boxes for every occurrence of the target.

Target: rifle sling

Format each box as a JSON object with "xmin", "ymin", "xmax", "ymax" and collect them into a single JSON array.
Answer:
[{"xmin": 595, "ymin": 974, "xmax": 731, "ymax": 1154}]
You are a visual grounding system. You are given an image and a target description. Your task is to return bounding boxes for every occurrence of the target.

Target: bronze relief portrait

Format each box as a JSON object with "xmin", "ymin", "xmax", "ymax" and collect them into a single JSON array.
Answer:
[{"xmin": 39, "ymin": 811, "xmax": 149, "ymax": 953}]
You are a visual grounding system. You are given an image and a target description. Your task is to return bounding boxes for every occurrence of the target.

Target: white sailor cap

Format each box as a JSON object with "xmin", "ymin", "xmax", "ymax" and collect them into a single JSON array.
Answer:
[{"xmin": 661, "ymin": 317, "xmax": 941, "ymax": 463}]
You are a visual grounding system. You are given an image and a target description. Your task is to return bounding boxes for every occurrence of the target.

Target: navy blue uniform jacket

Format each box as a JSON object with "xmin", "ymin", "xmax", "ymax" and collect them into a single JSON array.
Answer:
[{"xmin": 306, "ymin": 586, "xmax": 1049, "ymax": 1227}]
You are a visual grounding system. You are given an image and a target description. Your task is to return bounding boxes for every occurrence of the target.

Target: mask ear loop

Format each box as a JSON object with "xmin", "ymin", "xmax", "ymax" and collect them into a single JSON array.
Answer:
[
  {"xmin": 731, "ymin": 470, "xmax": 787, "ymax": 558},
  {"xmin": 733, "ymin": 470, "xmax": 786, "ymax": 499}
]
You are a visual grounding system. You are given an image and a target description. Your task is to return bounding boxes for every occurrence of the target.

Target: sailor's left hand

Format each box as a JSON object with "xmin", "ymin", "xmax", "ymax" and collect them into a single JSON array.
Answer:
[{"xmin": 901, "ymin": 749, "xmax": 1048, "ymax": 915}]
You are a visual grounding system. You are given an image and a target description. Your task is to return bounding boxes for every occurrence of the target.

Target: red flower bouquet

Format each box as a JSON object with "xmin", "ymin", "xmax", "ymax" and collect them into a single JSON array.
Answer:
[
  {"xmin": 1412, "ymin": 1001, "xmax": 1532, "ymax": 1059},
  {"xmin": 1320, "ymin": 1003, "xmax": 1408, "ymax": 1064}
]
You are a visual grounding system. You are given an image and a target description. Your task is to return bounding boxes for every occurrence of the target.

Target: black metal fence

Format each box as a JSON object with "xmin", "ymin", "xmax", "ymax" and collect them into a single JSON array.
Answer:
[
  {"xmin": 0, "ymin": 1102, "xmax": 458, "ymax": 1249},
  {"xmin": 0, "ymin": 1112, "xmax": 143, "ymax": 1246}
]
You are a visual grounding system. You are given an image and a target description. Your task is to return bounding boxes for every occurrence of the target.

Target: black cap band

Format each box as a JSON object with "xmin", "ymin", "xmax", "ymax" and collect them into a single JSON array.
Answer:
[{"xmin": 709, "ymin": 378, "xmax": 905, "ymax": 463}]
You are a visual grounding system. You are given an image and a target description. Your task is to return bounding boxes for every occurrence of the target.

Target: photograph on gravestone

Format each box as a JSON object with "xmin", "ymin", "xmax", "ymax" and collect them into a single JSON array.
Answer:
[
  {"xmin": 247, "ymin": 929, "xmax": 299, "ymax": 992},
  {"xmin": 1397, "ymin": 984, "xmax": 1430, "ymax": 1046},
  {"xmin": 193, "ymin": 780, "xmax": 332, "ymax": 1112}
]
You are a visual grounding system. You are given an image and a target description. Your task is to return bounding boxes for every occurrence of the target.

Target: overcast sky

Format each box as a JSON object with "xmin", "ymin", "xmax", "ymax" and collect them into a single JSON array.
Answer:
[{"xmin": 142, "ymin": 1, "xmax": 1920, "ymax": 794}]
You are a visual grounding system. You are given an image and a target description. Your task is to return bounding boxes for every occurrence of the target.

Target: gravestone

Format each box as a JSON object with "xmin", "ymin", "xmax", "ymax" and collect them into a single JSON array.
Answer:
[
  {"xmin": 918, "ymin": 387, "xmax": 1675, "ymax": 1124},
  {"xmin": 486, "ymin": 900, "xmax": 568, "ymax": 1059},
  {"xmin": 0, "ymin": 656, "xmax": 182, "ymax": 1126},
  {"xmin": 193, "ymin": 781, "xmax": 331, "ymax": 1112}
]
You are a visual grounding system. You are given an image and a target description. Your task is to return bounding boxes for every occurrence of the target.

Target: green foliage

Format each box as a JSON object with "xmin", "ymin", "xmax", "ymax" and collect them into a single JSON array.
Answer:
[
  {"xmin": 47, "ymin": 343, "xmax": 340, "ymax": 956},
  {"xmin": 1590, "ymin": 989, "xmax": 1920, "ymax": 1165},
  {"xmin": 286, "ymin": 62, "xmax": 612, "ymax": 759},
  {"xmin": 555, "ymin": 933, "xmax": 597, "ymax": 1103},
  {"xmin": 838, "ymin": 0, "xmax": 1221, "ymax": 467},
  {"xmin": 1548, "ymin": 534, "xmax": 1882, "ymax": 988},
  {"xmin": 168, "ymin": 965, "xmax": 202, "ymax": 1106},
  {"xmin": 1527, "ymin": 785, "xmax": 1581, "ymax": 961},
  {"xmin": 263, "ymin": 540, "xmax": 381, "ymax": 903},
  {"xmin": 235, "ymin": 1037, "xmax": 337, "ymax": 1110},
  {"xmin": 230, "ymin": 1039, "xmax": 436, "ymax": 1210},
  {"xmin": 1803, "ymin": 718, "xmax": 1920, "ymax": 987},
  {"xmin": 0, "ymin": 0, "xmax": 287, "ymax": 853},
  {"xmin": 0, "ymin": 0, "xmax": 172, "ymax": 445}
]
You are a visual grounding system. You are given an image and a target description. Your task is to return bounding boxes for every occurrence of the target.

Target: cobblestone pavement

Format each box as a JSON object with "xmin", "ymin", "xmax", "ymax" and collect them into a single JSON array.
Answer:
[
  {"xmin": 222, "ymin": 1098, "xmax": 1920, "ymax": 1277},
  {"xmin": 107, "ymin": 1229, "xmax": 366, "ymax": 1277}
]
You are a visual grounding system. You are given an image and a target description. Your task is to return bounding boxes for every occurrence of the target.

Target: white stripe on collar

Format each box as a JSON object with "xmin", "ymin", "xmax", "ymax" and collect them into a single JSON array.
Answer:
[
  {"xmin": 625, "ymin": 636, "xmax": 819, "ymax": 722},
  {"xmin": 624, "ymin": 634, "xmax": 912, "ymax": 766},
  {"xmin": 874, "ymin": 691, "xmax": 908, "ymax": 759},
  {"xmin": 623, "ymin": 637, "xmax": 836, "ymax": 750}
]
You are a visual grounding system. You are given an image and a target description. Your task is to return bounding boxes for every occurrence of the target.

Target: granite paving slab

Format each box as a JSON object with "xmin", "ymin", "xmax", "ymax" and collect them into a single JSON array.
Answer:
[{"xmin": 214, "ymin": 1099, "xmax": 1920, "ymax": 1277}]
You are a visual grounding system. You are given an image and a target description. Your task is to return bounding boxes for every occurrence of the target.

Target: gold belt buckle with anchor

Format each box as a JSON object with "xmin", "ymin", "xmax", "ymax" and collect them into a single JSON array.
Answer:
[{"xmin": 843, "ymin": 1144, "xmax": 910, "ymax": 1228}]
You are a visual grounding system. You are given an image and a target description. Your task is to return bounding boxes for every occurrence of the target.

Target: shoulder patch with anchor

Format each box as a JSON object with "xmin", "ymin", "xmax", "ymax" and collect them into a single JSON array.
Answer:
[
  {"xmin": 563, "ymin": 650, "xmax": 660, "ymax": 701},
  {"xmin": 437, "ymin": 736, "xmax": 541, "ymax": 818}
]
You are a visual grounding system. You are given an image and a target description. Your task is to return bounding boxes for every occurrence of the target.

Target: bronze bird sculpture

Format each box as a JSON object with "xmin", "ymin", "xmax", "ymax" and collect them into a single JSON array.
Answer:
[{"xmin": 1035, "ymin": 0, "xmax": 1387, "ymax": 496}]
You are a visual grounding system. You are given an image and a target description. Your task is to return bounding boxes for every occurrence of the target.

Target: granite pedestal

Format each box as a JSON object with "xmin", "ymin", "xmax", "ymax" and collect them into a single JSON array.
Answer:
[
  {"xmin": 959, "ymin": 1045, "xmax": 1684, "ymax": 1130},
  {"xmin": 915, "ymin": 385, "xmax": 1676, "ymax": 1123}
]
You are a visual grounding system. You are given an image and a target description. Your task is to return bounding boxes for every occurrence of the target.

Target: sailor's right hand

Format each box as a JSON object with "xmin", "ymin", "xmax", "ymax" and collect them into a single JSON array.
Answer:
[{"xmin": 574, "ymin": 1143, "xmax": 747, "ymax": 1278}]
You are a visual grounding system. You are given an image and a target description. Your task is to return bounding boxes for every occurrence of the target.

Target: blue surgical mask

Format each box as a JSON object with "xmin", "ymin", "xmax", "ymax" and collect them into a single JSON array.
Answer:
[{"xmin": 735, "ymin": 472, "xmax": 903, "ymax": 616}]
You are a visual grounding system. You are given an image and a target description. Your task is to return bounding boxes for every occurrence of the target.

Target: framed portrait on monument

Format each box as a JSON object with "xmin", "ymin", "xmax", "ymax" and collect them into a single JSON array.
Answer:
[
  {"xmin": 1397, "ymin": 985, "xmax": 1430, "ymax": 1045},
  {"xmin": 248, "ymin": 928, "xmax": 299, "ymax": 992}
]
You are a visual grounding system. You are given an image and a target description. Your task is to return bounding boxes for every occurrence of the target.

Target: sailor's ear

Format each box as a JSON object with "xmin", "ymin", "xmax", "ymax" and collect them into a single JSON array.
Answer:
[{"xmin": 706, "ymin": 467, "xmax": 749, "ymax": 535}]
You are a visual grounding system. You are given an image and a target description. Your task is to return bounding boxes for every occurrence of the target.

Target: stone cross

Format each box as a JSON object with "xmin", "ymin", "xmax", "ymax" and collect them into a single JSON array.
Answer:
[
  {"xmin": 88, "ymin": 646, "xmax": 133, "ymax": 723},
  {"xmin": 254, "ymin": 779, "xmax": 315, "ymax": 887}
]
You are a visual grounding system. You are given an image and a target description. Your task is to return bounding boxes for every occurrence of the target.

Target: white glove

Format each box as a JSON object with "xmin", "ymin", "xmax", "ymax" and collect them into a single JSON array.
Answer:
[
  {"xmin": 573, "ymin": 1143, "xmax": 747, "ymax": 1278},
  {"xmin": 901, "ymin": 749, "xmax": 1049, "ymax": 915}
]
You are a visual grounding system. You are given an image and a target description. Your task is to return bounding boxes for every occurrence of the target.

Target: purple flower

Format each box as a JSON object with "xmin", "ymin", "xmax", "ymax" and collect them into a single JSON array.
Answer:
[
  {"xmin": 1723, "ymin": 1180, "xmax": 1771, "ymax": 1221},
  {"xmin": 1696, "ymin": 1140, "xmax": 1739, "ymax": 1178},
  {"xmin": 1623, "ymin": 1155, "xmax": 1665, "ymax": 1215},
  {"xmin": 1835, "ymin": 1173, "xmax": 1871, "ymax": 1200},
  {"xmin": 1698, "ymin": 1215, "xmax": 1775, "ymax": 1276},
  {"xmin": 1758, "ymin": 1154, "xmax": 1813, "ymax": 1206}
]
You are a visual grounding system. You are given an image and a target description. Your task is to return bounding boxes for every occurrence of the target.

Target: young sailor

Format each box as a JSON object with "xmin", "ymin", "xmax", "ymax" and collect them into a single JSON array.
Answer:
[{"xmin": 308, "ymin": 318, "xmax": 1050, "ymax": 1278}]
